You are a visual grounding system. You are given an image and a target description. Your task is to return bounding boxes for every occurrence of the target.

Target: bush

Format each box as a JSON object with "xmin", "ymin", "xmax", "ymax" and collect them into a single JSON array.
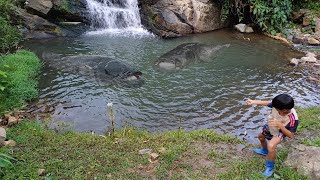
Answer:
[
  {"xmin": 0, "ymin": 0, "xmax": 14, "ymax": 20},
  {"xmin": 293, "ymin": 0, "xmax": 320, "ymax": 11},
  {"xmin": 0, "ymin": 0, "xmax": 21, "ymax": 54},
  {"xmin": 0, "ymin": 50, "xmax": 41, "ymax": 115},
  {"xmin": 250, "ymin": 0, "xmax": 293, "ymax": 34},
  {"xmin": 0, "ymin": 17, "xmax": 21, "ymax": 54}
]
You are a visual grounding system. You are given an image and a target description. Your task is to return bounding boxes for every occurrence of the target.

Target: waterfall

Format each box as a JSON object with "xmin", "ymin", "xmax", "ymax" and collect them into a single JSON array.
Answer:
[{"xmin": 85, "ymin": 0, "xmax": 151, "ymax": 36}]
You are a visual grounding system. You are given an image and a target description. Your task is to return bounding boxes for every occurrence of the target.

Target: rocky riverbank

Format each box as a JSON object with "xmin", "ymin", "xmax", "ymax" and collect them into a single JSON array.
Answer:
[{"xmin": 238, "ymin": 8, "xmax": 320, "ymax": 86}]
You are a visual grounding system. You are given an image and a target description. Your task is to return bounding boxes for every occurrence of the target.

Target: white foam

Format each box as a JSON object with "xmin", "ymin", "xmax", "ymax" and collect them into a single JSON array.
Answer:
[{"xmin": 85, "ymin": 28, "xmax": 155, "ymax": 38}]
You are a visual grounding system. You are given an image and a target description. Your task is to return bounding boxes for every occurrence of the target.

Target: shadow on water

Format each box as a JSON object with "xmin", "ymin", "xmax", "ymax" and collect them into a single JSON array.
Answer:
[{"xmin": 23, "ymin": 29, "xmax": 320, "ymax": 143}]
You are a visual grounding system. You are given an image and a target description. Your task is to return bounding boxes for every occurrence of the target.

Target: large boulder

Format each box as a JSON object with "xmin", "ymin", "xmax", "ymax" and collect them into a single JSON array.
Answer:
[
  {"xmin": 12, "ymin": 8, "xmax": 75, "ymax": 39},
  {"xmin": 140, "ymin": 0, "xmax": 226, "ymax": 38},
  {"xmin": 25, "ymin": 0, "xmax": 53, "ymax": 16},
  {"xmin": 50, "ymin": 0, "xmax": 89, "ymax": 23},
  {"xmin": 154, "ymin": 43, "xmax": 230, "ymax": 71},
  {"xmin": 24, "ymin": 0, "xmax": 88, "ymax": 23},
  {"xmin": 284, "ymin": 144, "xmax": 320, "ymax": 179}
]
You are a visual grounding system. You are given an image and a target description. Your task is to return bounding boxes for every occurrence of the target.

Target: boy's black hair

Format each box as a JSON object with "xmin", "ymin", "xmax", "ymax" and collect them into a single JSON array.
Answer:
[{"xmin": 272, "ymin": 94, "xmax": 294, "ymax": 110}]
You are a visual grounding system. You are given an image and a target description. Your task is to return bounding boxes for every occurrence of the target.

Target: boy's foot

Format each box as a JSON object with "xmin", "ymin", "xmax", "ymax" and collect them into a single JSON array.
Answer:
[
  {"xmin": 253, "ymin": 147, "xmax": 268, "ymax": 156},
  {"xmin": 262, "ymin": 160, "xmax": 274, "ymax": 177}
]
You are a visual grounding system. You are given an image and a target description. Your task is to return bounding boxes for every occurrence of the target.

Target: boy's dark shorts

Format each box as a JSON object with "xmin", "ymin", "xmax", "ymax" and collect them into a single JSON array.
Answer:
[{"xmin": 261, "ymin": 124, "xmax": 284, "ymax": 140}]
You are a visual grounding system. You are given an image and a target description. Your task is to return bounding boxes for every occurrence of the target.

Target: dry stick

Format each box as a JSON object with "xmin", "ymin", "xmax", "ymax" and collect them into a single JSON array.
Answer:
[
  {"xmin": 178, "ymin": 115, "xmax": 182, "ymax": 138},
  {"xmin": 107, "ymin": 103, "xmax": 115, "ymax": 137}
]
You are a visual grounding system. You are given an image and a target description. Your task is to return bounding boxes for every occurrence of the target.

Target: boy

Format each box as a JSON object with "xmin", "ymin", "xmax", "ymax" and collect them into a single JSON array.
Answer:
[{"xmin": 246, "ymin": 94, "xmax": 299, "ymax": 177}]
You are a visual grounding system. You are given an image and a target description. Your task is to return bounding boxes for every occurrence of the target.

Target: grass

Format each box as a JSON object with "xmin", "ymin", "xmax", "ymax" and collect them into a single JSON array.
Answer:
[
  {"xmin": 297, "ymin": 107, "xmax": 320, "ymax": 148},
  {"xmin": 1, "ymin": 121, "xmax": 241, "ymax": 179},
  {"xmin": 0, "ymin": 115, "xmax": 312, "ymax": 179},
  {"xmin": 297, "ymin": 106, "xmax": 320, "ymax": 132},
  {"xmin": 0, "ymin": 50, "xmax": 41, "ymax": 115},
  {"xmin": 0, "ymin": 107, "xmax": 317, "ymax": 179},
  {"xmin": 216, "ymin": 149, "xmax": 307, "ymax": 180},
  {"xmin": 301, "ymin": 138, "xmax": 320, "ymax": 147}
]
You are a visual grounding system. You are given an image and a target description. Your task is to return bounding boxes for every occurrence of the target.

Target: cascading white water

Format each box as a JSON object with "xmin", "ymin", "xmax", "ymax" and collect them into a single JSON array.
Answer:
[{"xmin": 85, "ymin": 0, "xmax": 151, "ymax": 36}]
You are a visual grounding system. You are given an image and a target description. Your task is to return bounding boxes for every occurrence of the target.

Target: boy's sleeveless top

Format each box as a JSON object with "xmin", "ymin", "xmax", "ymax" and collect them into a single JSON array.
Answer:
[{"xmin": 270, "ymin": 107, "xmax": 299, "ymax": 133}]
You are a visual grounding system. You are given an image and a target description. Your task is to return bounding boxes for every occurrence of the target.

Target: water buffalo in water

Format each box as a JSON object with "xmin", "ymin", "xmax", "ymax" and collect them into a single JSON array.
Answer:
[
  {"xmin": 154, "ymin": 43, "xmax": 230, "ymax": 71},
  {"xmin": 42, "ymin": 53, "xmax": 143, "ymax": 85}
]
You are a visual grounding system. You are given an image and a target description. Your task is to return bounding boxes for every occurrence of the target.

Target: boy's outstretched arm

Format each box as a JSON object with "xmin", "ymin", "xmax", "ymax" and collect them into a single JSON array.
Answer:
[{"xmin": 246, "ymin": 99, "xmax": 271, "ymax": 106}]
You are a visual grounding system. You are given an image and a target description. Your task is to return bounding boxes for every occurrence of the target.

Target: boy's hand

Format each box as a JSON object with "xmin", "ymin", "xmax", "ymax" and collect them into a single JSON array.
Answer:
[
  {"xmin": 268, "ymin": 120, "xmax": 282, "ymax": 128},
  {"xmin": 246, "ymin": 99, "xmax": 255, "ymax": 105}
]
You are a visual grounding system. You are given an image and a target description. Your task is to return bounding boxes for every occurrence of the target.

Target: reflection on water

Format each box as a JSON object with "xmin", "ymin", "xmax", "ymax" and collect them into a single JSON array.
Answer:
[{"xmin": 24, "ymin": 30, "xmax": 320, "ymax": 143}]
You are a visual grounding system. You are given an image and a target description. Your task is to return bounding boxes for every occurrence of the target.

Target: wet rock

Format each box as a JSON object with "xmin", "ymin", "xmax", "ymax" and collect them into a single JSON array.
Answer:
[
  {"xmin": 234, "ymin": 23, "xmax": 253, "ymax": 33},
  {"xmin": 314, "ymin": 64, "xmax": 320, "ymax": 68},
  {"xmin": 308, "ymin": 38, "xmax": 320, "ymax": 46},
  {"xmin": 4, "ymin": 140, "xmax": 16, "ymax": 147},
  {"xmin": 290, "ymin": 58, "xmax": 300, "ymax": 66},
  {"xmin": 308, "ymin": 76, "xmax": 320, "ymax": 83},
  {"xmin": 12, "ymin": 8, "xmax": 75, "ymax": 39},
  {"xmin": 306, "ymin": 52, "xmax": 316, "ymax": 57},
  {"xmin": 25, "ymin": 0, "xmax": 53, "ymax": 17},
  {"xmin": 139, "ymin": 149, "xmax": 152, "ymax": 155},
  {"xmin": 140, "ymin": 0, "xmax": 225, "ymax": 38},
  {"xmin": 0, "ymin": 127, "xmax": 6, "ymax": 138},
  {"xmin": 149, "ymin": 153, "xmax": 159, "ymax": 162},
  {"xmin": 292, "ymin": 34, "xmax": 307, "ymax": 44},
  {"xmin": 7, "ymin": 115, "xmax": 19, "ymax": 127},
  {"xmin": 235, "ymin": 144, "xmax": 246, "ymax": 152},
  {"xmin": 284, "ymin": 144, "xmax": 320, "ymax": 179},
  {"xmin": 302, "ymin": 16, "xmax": 311, "ymax": 26},
  {"xmin": 0, "ymin": 127, "xmax": 6, "ymax": 147},
  {"xmin": 301, "ymin": 56, "xmax": 317, "ymax": 63},
  {"xmin": 37, "ymin": 168, "xmax": 46, "ymax": 176}
]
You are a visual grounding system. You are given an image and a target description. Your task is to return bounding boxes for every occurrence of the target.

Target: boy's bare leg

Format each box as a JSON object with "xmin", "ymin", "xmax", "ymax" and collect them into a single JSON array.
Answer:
[
  {"xmin": 254, "ymin": 132, "xmax": 268, "ymax": 156},
  {"xmin": 262, "ymin": 136, "xmax": 281, "ymax": 177},
  {"xmin": 267, "ymin": 136, "xmax": 281, "ymax": 160},
  {"xmin": 258, "ymin": 132, "xmax": 267, "ymax": 148}
]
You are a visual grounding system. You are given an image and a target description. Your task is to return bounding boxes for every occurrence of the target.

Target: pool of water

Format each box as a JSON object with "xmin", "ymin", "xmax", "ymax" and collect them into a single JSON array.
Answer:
[{"xmin": 24, "ymin": 29, "xmax": 320, "ymax": 143}]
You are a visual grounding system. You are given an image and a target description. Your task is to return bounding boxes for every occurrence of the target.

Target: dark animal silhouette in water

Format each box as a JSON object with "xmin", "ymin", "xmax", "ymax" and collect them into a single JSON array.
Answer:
[
  {"xmin": 42, "ymin": 53, "xmax": 144, "ymax": 86},
  {"xmin": 154, "ymin": 43, "xmax": 230, "ymax": 71}
]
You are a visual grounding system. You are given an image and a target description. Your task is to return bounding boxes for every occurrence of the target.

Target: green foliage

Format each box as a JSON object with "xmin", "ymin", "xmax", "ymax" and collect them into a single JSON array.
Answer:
[
  {"xmin": 0, "ymin": 153, "xmax": 15, "ymax": 171},
  {"xmin": 0, "ymin": 17, "xmax": 21, "ymax": 54},
  {"xmin": 250, "ymin": 0, "xmax": 293, "ymax": 34},
  {"xmin": 0, "ymin": 0, "xmax": 21, "ymax": 54},
  {"xmin": 0, "ymin": 0, "xmax": 14, "ymax": 20},
  {"xmin": 302, "ymin": 138, "xmax": 320, "ymax": 147},
  {"xmin": 297, "ymin": 107, "xmax": 320, "ymax": 132},
  {"xmin": 293, "ymin": 0, "xmax": 320, "ymax": 12},
  {"xmin": 56, "ymin": 0, "xmax": 70, "ymax": 13},
  {"xmin": 0, "ymin": 65, "xmax": 9, "ymax": 91},
  {"xmin": 0, "ymin": 50, "xmax": 41, "ymax": 115},
  {"xmin": 0, "ymin": 153, "xmax": 15, "ymax": 176}
]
